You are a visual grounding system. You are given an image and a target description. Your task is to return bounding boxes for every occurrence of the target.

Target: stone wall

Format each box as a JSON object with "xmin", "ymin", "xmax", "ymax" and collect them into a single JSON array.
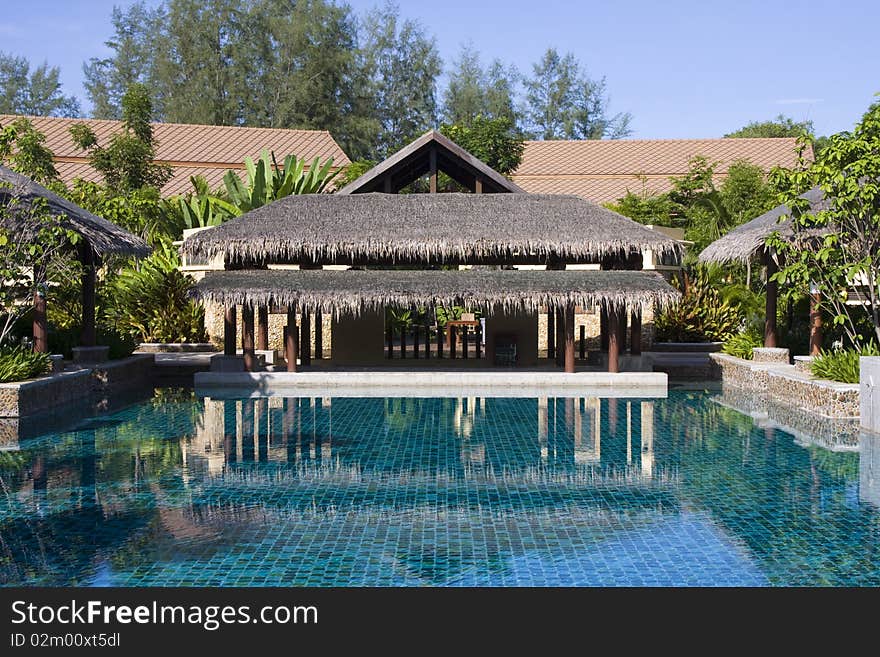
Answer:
[
  {"xmin": 0, "ymin": 354, "xmax": 155, "ymax": 420},
  {"xmin": 205, "ymin": 302, "xmax": 333, "ymax": 358},
  {"xmin": 536, "ymin": 305, "xmax": 655, "ymax": 358},
  {"xmin": 711, "ymin": 353, "xmax": 859, "ymax": 419}
]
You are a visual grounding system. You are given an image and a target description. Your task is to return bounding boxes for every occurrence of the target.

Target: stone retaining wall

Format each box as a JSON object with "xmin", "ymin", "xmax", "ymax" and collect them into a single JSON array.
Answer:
[
  {"xmin": 0, "ymin": 354, "xmax": 155, "ymax": 420},
  {"xmin": 710, "ymin": 353, "xmax": 859, "ymax": 419}
]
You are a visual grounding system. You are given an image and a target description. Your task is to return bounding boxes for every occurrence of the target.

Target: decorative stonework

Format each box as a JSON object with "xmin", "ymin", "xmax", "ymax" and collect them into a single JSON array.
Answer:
[
  {"xmin": 752, "ymin": 347, "xmax": 790, "ymax": 363},
  {"xmin": 0, "ymin": 354, "xmax": 155, "ymax": 419},
  {"xmin": 710, "ymin": 353, "xmax": 859, "ymax": 419}
]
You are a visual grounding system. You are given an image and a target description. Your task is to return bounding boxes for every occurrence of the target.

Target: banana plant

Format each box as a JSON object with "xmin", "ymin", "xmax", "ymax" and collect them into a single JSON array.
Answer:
[{"xmin": 221, "ymin": 150, "xmax": 339, "ymax": 216}]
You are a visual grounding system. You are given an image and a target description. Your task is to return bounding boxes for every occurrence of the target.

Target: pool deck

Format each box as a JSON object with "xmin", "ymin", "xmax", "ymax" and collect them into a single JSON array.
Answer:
[{"xmin": 194, "ymin": 369, "xmax": 668, "ymax": 398}]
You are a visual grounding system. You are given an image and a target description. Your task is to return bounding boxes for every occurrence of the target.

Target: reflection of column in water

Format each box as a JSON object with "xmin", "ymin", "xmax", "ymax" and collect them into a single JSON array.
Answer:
[
  {"xmin": 299, "ymin": 398, "xmax": 311, "ymax": 463},
  {"xmin": 860, "ymin": 430, "xmax": 880, "ymax": 508},
  {"xmin": 314, "ymin": 399, "xmax": 323, "ymax": 464},
  {"xmin": 256, "ymin": 398, "xmax": 269, "ymax": 463},
  {"xmin": 626, "ymin": 401, "xmax": 632, "ymax": 464},
  {"xmin": 640, "ymin": 401, "xmax": 654, "ymax": 478},
  {"xmin": 223, "ymin": 399, "xmax": 237, "ymax": 465},
  {"xmin": 31, "ymin": 452, "xmax": 47, "ymax": 516},
  {"xmin": 560, "ymin": 397, "xmax": 575, "ymax": 466},
  {"xmin": 240, "ymin": 399, "xmax": 255, "ymax": 463},
  {"xmin": 80, "ymin": 428, "xmax": 97, "ymax": 507},
  {"xmin": 538, "ymin": 397, "xmax": 548, "ymax": 454},
  {"xmin": 284, "ymin": 399, "xmax": 297, "ymax": 464}
]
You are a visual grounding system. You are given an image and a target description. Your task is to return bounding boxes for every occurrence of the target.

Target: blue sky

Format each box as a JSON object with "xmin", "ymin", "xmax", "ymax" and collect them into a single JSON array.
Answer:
[{"xmin": 1, "ymin": 0, "xmax": 877, "ymax": 139}]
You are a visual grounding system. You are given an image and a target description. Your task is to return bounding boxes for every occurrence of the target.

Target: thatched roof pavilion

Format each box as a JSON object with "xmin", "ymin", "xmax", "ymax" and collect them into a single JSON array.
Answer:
[
  {"xmin": 698, "ymin": 185, "xmax": 828, "ymax": 353},
  {"xmin": 698, "ymin": 186, "xmax": 827, "ymax": 264},
  {"xmin": 190, "ymin": 130, "xmax": 682, "ymax": 375},
  {"xmin": 0, "ymin": 165, "xmax": 150, "ymax": 354},
  {"xmin": 194, "ymin": 269, "xmax": 679, "ymax": 317},
  {"xmin": 0, "ymin": 165, "xmax": 150, "ymax": 257},
  {"xmin": 183, "ymin": 192, "xmax": 682, "ymax": 266}
]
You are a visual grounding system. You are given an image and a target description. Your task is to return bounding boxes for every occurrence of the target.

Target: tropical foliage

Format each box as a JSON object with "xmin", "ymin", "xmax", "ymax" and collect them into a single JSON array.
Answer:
[
  {"xmin": 0, "ymin": 347, "xmax": 51, "ymax": 383},
  {"xmin": 103, "ymin": 241, "xmax": 206, "ymax": 344},
  {"xmin": 810, "ymin": 343, "xmax": 880, "ymax": 383},
  {"xmin": 722, "ymin": 327, "xmax": 763, "ymax": 360},
  {"xmin": 440, "ymin": 115, "xmax": 525, "ymax": 175},
  {"xmin": 221, "ymin": 150, "xmax": 339, "ymax": 216},
  {"xmin": 769, "ymin": 97, "xmax": 880, "ymax": 348},
  {"xmin": 655, "ymin": 267, "xmax": 742, "ymax": 342}
]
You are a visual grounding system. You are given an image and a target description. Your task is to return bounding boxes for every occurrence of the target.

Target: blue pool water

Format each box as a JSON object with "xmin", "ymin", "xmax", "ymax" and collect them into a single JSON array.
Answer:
[{"xmin": 1, "ymin": 387, "xmax": 879, "ymax": 587}]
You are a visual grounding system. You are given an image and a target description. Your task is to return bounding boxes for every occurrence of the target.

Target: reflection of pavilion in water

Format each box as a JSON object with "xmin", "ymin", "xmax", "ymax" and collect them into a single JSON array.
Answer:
[{"xmin": 186, "ymin": 396, "xmax": 658, "ymax": 480}]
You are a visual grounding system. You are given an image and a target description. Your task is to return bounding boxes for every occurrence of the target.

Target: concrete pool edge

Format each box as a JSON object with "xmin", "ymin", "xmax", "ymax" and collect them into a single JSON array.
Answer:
[{"xmin": 194, "ymin": 370, "xmax": 669, "ymax": 398}]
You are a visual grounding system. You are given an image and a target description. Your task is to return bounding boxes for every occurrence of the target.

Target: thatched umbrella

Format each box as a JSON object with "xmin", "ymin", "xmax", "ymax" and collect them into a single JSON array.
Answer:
[
  {"xmin": 182, "ymin": 192, "xmax": 683, "ymax": 267},
  {"xmin": 0, "ymin": 165, "xmax": 150, "ymax": 353},
  {"xmin": 698, "ymin": 186, "xmax": 828, "ymax": 352}
]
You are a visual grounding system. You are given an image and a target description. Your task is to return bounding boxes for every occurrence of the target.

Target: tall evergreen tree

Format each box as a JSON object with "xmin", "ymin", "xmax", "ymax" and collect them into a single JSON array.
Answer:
[
  {"xmin": 360, "ymin": 2, "xmax": 442, "ymax": 157},
  {"xmin": 442, "ymin": 45, "xmax": 520, "ymax": 129},
  {"xmin": 0, "ymin": 52, "xmax": 80, "ymax": 117},
  {"xmin": 523, "ymin": 48, "xmax": 631, "ymax": 140},
  {"xmin": 82, "ymin": 2, "xmax": 165, "ymax": 119}
]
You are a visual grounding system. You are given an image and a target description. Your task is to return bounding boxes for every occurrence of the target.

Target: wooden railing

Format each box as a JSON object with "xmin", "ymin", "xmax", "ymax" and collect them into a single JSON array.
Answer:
[{"xmin": 385, "ymin": 323, "xmax": 484, "ymax": 359}]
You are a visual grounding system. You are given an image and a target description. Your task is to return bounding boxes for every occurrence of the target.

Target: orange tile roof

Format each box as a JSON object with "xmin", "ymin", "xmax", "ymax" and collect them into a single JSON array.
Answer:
[
  {"xmin": 0, "ymin": 114, "xmax": 351, "ymax": 196},
  {"xmin": 512, "ymin": 138, "xmax": 805, "ymax": 204}
]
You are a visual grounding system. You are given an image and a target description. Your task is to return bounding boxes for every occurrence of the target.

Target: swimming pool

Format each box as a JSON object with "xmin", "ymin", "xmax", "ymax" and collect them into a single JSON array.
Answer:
[{"xmin": 1, "ymin": 386, "xmax": 878, "ymax": 586}]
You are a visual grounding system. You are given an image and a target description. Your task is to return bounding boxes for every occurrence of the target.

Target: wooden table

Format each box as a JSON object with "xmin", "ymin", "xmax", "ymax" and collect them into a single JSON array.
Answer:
[{"xmin": 445, "ymin": 320, "xmax": 480, "ymax": 348}]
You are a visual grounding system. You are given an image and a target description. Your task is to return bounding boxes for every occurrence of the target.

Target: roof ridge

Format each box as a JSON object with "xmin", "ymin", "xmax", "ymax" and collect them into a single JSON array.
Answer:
[
  {"xmin": 0, "ymin": 113, "xmax": 333, "ymax": 136},
  {"xmin": 523, "ymin": 137, "xmax": 801, "ymax": 145}
]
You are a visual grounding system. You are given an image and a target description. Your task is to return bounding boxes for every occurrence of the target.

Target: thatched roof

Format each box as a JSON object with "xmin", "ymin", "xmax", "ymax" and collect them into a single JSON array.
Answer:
[
  {"xmin": 698, "ymin": 186, "xmax": 828, "ymax": 264},
  {"xmin": 337, "ymin": 129, "xmax": 524, "ymax": 194},
  {"xmin": 192, "ymin": 268, "xmax": 679, "ymax": 316},
  {"xmin": 0, "ymin": 165, "xmax": 150, "ymax": 257},
  {"xmin": 183, "ymin": 192, "xmax": 682, "ymax": 266}
]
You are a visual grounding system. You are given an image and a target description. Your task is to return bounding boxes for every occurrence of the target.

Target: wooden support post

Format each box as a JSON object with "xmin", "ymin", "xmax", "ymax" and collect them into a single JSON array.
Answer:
[
  {"xmin": 563, "ymin": 303, "xmax": 575, "ymax": 373},
  {"xmin": 224, "ymin": 306, "xmax": 237, "ymax": 356},
  {"xmin": 242, "ymin": 305, "xmax": 256, "ymax": 372},
  {"xmin": 547, "ymin": 310, "xmax": 555, "ymax": 359},
  {"xmin": 810, "ymin": 289, "xmax": 822, "ymax": 356},
  {"xmin": 314, "ymin": 311, "xmax": 323, "ymax": 359},
  {"xmin": 437, "ymin": 323, "xmax": 444, "ymax": 359},
  {"xmin": 424, "ymin": 321, "xmax": 430, "ymax": 359},
  {"xmin": 600, "ymin": 308, "xmax": 609, "ymax": 353},
  {"xmin": 608, "ymin": 308, "xmax": 621, "ymax": 373},
  {"xmin": 79, "ymin": 241, "xmax": 97, "ymax": 347},
  {"xmin": 579, "ymin": 325, "xmax": 586, "ymax": 360},
  {"xmin": 475, "ymin": 178, "xmax": 483, "ymax": 194},
  {"xmin": 475, "ymin": 323, "xmax": 482, "ymax": 359},
  {"xmin": 383, "ymin": 177, "xmax": 392, "ymax": 193},
  {"xmin": 286, "ymin": 306, "xmax": 298, "ymax": 372},
  {"xmin": 413, "ymin": 324, "xmax": 420, "ymax": 359},
  {"xmin": 386, "ymin": 326, "xmax": 393, "ymax": 359},
  {"xmin": 555, "ymin": 308, "xmax": 564, "ymax": 367},
  {"xmin": 618, "ymin": 307, "xmax": 627, "ymax": 355},
  {"xmin": 764, "ymin": 251, "xmax": 778, "ymax": 348},
  {"xmin": 429, "ymin": 146, "xmax": 438, "ymax": 193},
  {"xmin": 32, "ymin": 278, "xmax": 47, "ymax": 353},
  {"xmin": 256, "ymin": 306, "xmax": 269, "ymax": 350},
  {"xmin": 400, "ymin": 324, "xmax": 407, "ymax": 359},
  {"xmin": 462, "ymin": 326, "xmax": 469, "ymax": 359},
  {"xmin": 300, "ymin": 311, "xmax": 311, "ymax": 366},
  {"xmin": 450, "ymin": 326, "xmax": 457, "ymax": 359},
  {"xmin": 631, "ymin": 309, "xmax": 642, "ymax": 355}
]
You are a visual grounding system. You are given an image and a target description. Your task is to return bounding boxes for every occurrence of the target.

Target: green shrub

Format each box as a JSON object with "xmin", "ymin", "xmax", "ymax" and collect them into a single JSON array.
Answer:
[
  {"xmin": 810, "ymin": 343, "xmax": 880, "ymax": 383},
  {"xmin": 103, "ymin": 241, "xmax": 207, "ymax": 344},
  {"xmin": 0, "ymin": 348, "xmax": 51, "ymax": 382},
  {"xmin": 655, "ymin": 267, "xmax": 741, "ymax": 342},
  {"xmin": 723, "ymin": 327, "xmax": 763, "ymax": 360}
]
